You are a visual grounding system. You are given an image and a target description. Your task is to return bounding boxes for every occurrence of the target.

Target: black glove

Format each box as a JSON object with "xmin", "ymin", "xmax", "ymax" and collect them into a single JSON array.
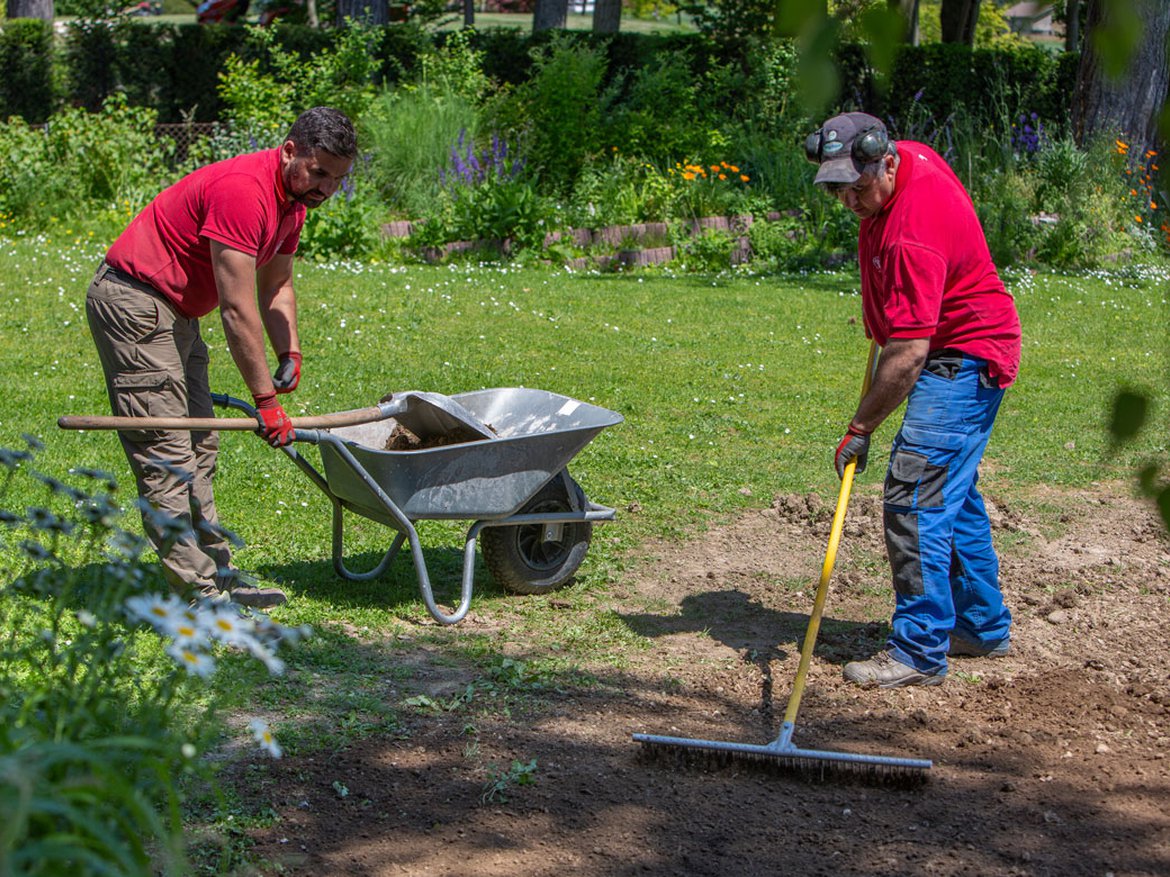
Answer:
[
  {"xmin": 834, "ymin": 427, "xmax": 870, "ymax": 479},
  {"xmin": 273, "ymin": 351, "xmax": 301, "ymax": 394}
]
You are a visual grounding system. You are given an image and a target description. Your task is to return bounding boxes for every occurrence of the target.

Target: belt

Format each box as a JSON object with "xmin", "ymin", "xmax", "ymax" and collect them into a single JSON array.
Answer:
[
  {"xmin": 98, "ymin": 261, "xmax": 164, "ymax": 298},
  {"xmin": 924, "ymin": 348, "xmax": 999, "ymax": 388}
]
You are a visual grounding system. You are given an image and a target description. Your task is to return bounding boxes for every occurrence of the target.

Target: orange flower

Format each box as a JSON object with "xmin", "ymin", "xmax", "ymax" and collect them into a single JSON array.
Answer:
[
  {"xmin": 729, "ymin": 165, "xmax": 739, "ymax": 173},
  {"xmin": 1116, "ymin": 139, "xmax": 1129, "ymax": 154},
  {"xmin": 710, "ymin": 165, "xmax": 720, "ymax": 173},
  {"xmin": 740, "ymin": 174, "xmax": 750, "ymax": 183},
  {"xmin": 1134, "ymin": 215, "xmax": 1143, "ymax": 223},
  {"xmin": 1131, "ymin": 189, "xmax": 1138, "ymax": 196},
  {"xmin": 1151, "ymin": 202, "xmax": 1158, "ymax": 210},
  {"xmin": 682, "ymin": 171, "xmax": 695, "ymax": 181},
  {"xmin": 718, "ymin": 173, "xmax": 727, "ymax": 180}
]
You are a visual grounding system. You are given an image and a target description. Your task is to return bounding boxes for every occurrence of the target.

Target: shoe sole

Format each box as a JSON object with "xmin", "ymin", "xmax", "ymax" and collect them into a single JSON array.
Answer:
[{"xmin": 843, "ymin": 669, "xmax": 946, "ymax": 689}]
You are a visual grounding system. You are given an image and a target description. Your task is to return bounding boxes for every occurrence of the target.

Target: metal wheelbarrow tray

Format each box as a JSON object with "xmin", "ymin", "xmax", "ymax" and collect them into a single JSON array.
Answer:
[{"xmin": 284, "ymin": 388, "xmax": 623, "ymax": 624}]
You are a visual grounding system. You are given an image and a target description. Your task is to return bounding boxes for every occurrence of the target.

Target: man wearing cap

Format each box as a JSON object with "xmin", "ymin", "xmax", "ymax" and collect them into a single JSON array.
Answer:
[
  {"xmin": 805, "ymin": 112, "xmax": 1021, "ymax": 688},
  {"xmin": 85, "ymin": 107, "xmax": 357, "ymax": 608}
]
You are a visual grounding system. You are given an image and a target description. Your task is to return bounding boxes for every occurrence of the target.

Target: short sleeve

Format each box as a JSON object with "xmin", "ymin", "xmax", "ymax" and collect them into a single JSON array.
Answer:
[{"xmin": 199, "ymin": 174, "xmax": 268, "ymax": 257}]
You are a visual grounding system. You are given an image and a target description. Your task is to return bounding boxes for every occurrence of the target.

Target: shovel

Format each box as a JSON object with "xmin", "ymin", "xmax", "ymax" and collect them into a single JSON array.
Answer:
[{"xmin": 59, "ymin": 391, "xmax": 497, "ymax": 442}]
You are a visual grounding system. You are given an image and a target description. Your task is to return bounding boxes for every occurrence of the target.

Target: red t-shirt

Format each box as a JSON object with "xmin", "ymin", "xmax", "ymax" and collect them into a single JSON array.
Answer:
[
  {"xmin": 106, "ymin": 149, "xmax": 305, "ymax": 319},
  {"xmin": 859, "ymin": 142, "xmax": 1021, "ymax": 387}
]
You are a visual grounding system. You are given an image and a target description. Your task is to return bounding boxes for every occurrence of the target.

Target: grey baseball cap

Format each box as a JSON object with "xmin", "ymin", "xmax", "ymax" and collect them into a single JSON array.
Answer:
[{"xmin": 811, "ymin": 112, "xmax": 887, "ymax": 185}]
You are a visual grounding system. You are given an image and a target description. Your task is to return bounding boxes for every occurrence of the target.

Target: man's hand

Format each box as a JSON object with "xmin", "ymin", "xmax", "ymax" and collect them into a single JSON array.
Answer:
[
  {"xmin": 273, "ymin": 351, "xmax": 302, "ymax": 393},
  {"xmin": 253, "ymin": 392, "xmax": 295, "ymax": 447},
  {"xmin": 834, "ymin": 426, "xmax": 871, "ymax": 479}
]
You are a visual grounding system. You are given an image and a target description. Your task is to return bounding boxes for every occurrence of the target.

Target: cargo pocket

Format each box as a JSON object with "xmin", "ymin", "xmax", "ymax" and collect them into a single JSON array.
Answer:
[
  {"xmin": 883, "ymin": 448, "xmax": 949, "ymax": 597},
  {"xmin": 112, "ymin": 370, "xmax": 173, "ymax": 443}
]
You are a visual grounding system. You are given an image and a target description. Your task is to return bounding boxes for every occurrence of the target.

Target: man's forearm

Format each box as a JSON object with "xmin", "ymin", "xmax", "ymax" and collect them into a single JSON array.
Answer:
[
  {"xmin": 213, "ymin": 242, "xmax": 275, "ymax": 398},
  {"xmin": 850, "ymin": 337, "xmax": 930, "ymax": 434}
]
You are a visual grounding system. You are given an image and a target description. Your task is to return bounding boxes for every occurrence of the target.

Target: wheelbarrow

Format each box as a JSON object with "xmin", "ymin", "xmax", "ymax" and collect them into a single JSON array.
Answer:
[{"xmin": 62, "ymin": 388, "xmax": 623, "ymax": 625}]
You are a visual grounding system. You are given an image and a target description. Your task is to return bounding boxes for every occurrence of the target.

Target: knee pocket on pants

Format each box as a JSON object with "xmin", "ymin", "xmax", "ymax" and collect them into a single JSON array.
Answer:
[
  {"xmin": 113, "ymin": 370, "xmax": 175, "ymax": 443},
  {"xmin": 884, "ymin": 448, "xmax": 948, "ymax": 510}
]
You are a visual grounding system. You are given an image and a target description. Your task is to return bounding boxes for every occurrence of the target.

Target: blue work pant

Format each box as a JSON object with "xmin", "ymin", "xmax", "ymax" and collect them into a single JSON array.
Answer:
[{"xmin": 882, "ymin": 352, "xmax": 1012, "ymax": 675}]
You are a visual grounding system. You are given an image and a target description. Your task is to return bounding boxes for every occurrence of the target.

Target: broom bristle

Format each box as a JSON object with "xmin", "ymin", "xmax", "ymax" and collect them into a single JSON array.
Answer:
[{"xmin": 635, "ymin": 737, "xmax": 930, "ymax": 788}]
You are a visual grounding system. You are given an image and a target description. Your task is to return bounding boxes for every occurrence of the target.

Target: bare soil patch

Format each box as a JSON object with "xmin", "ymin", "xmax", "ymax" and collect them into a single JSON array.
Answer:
[{"xmin": 244, "ymin": 484, "xmax": 1170, "ymax": 876}]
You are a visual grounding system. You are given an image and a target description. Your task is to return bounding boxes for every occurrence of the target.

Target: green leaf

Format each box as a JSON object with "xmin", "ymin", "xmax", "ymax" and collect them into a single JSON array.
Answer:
[
  {"xmin": 1108, "ymin": 390, "xmax": 1148, "ymax": 443},
  {"xmin": 1090, "ymin": 0, "xmax": 1142, "ymax": 81},
  {"xmin": 860, "ymin": 6, "xmax": 906, "ymax": 84}
]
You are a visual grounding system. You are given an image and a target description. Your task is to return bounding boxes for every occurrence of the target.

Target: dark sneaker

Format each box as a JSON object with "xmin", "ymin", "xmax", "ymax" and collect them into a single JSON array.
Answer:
[
  {"xmin": 226, "ymin": 585, "xmax": 288, "ymax": 609},
  {"xmin": 948, "ymin": 633, "xmax": 1011, "ymax": 658},
  {"xmin": 843, "ymin": 650, "xmax": 944, "ymax": 689}
]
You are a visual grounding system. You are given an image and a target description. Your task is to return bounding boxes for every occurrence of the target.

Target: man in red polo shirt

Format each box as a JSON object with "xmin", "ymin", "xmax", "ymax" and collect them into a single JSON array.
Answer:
[
  {"xmin": 86, "ymin": 106, "xmax": 356, "ymax": 607},
  {"xmin": 806, "ymin": 112, "xmax": 1021, "ymax": 687}
]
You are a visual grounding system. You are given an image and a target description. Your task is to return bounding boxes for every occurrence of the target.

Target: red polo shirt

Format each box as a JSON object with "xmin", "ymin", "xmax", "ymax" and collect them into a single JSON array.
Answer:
[
  {"xmin": 106, "ymin": 149, "xmax": 305, "ymax": 319},
  {"xmin": 859, "ymin": 141, "xmax": 1021, "ymax": 387}
]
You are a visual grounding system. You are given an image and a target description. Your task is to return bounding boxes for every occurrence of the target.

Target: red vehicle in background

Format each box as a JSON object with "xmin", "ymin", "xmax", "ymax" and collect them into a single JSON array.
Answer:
[{"xmin": 196, "ymin": 0, "xmax": 302, "ymax": 25}]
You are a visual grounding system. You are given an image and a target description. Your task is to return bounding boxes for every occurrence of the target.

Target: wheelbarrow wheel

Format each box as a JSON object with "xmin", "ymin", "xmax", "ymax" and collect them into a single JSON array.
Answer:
[{"xmin": 481, "ymin": 474, "xmax": 592, "ymax": 595}]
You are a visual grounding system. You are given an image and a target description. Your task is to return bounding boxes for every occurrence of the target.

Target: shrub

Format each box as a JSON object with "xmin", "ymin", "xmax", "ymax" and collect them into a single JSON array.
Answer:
[
  {"xmin": 0, "ymin": 440, "xmax": 308, "ymax": 875},
  {"xmin": 490, "ymin": 33, "xmax": 608, "ymax": 197},
  {"xmin": 0, "ymin": 95, "xmax": 174, "ymax": 228},
  {"xmin": 298, "ymin": 176, "xmax": 388, "ymax": 262},
  {"xmin": 0, "ymin": 19, "xmax": 55, "ymax": 124}
]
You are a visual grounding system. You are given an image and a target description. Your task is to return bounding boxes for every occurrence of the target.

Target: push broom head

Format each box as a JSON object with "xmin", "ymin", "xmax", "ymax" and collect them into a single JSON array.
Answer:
[{"xmin": 633, "ymin": 724, "xmax": 932, "ymax": 788}]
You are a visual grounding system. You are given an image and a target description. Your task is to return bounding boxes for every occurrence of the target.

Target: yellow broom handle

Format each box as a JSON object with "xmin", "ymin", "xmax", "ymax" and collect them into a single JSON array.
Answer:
[{"xmin": 783, "ymin": 339, "xmax": 879, "ymax": 726}]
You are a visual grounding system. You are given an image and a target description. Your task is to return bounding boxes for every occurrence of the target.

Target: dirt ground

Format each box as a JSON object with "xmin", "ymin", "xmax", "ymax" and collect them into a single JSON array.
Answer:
[{"xmin": 243, "ymin": 483, "xmax": 1170, "ymax": 877}]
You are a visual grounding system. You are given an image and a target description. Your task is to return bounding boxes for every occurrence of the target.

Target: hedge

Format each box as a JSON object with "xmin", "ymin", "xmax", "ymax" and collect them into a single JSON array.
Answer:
[
  {"xmin": 0, "ymin": 19, "xmax": 55, "ymax": 124},
  {"xmin": 0, "ymin": 20, "xmax": 1076, "ymax": 132}
]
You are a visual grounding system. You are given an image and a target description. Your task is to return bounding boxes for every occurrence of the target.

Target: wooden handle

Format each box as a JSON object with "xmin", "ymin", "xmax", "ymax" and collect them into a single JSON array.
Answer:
[{"xmin": 59, "ymin": 406, "xmax": 390, "ymax": 432}]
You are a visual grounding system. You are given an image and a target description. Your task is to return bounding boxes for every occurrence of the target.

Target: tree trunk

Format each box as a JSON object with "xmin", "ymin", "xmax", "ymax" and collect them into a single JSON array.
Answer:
[
  {"xmin": 306, "ymin": 0, "xmax": 319, "ymax": 28},
  {"xmin": 940, "ymin": 0, "xmax": 980, "ymax": 44},
  {"xmin": 1065, "ymin": 0, "xmax": 1081, "ymax": 51},
  {"xmin": 1073, "ymin": 0, "xmax": 1170, "ymax": 164},
  {"xmin": 463, "ymin": 0, "xmax": 475, "ymax": 27},
  {"xmin": 6, "ymin": 0, "xmax": 53, "ymax": 21},
  {"xmin": 336, "ymin": 0, "xmax": 388, "ymax": 26},
  {"xmin": 888, "ymin": 0, "xmax": 920, "ymax": 45},
  {"xmin": 593, "ymin": 0, "xmax": 621, "ymax": 33},
  {"xmin": 532, "ymin": 0, "xmax": 568, "ymax": 33}
]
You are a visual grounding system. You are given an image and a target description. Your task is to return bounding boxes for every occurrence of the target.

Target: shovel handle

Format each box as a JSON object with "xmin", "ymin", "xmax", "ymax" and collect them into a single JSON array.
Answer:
[{"xmin": 59, "ymin": 405, "xmax": 393, "ymax": 432}]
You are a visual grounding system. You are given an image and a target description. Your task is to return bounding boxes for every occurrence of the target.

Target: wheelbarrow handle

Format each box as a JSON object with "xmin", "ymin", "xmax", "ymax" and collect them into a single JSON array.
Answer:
[{"xmin": 58, "ymin": 399, "xmax": 404, "ymax": 433}]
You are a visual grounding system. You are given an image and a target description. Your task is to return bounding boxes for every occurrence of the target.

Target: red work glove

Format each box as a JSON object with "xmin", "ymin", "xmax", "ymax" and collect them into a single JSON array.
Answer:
[
  {"xmin": 253, "ymin": 392, "xmax": 295, "ymax": 447},
  {"xmin": 834, "ymin": 426, "xmax": 871, "ymax": 479},
  {"xmin": 272, "ymin": 351, "xmax": 302, "ymax": 394}
]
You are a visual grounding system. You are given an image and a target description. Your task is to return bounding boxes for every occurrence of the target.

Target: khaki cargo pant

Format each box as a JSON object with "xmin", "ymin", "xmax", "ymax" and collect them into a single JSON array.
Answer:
[{"xmin": 86, "ymin": 262, "xmax": 232, "ymax": 595}]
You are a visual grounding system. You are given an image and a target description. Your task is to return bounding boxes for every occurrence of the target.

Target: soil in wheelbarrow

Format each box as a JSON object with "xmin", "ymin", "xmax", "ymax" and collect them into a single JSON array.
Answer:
[
  {"xmin": 383, "ymin": 422, "xmax": 497, "ymax": 451},
  {"xmin": 239, "ymin": 482, "xmax": 1170, "ymax": 876}
]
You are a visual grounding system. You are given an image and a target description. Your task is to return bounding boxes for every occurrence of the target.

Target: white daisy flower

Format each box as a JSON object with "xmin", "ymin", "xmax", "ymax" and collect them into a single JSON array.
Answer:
[
  {"xmin": 125, "ymin": 593, "xmax": 186, "ymax": 629},
  {"xmin": 249, "ymin": 718, "xmax": 282, "ymax": 758},
  {"xmin": 166, "ymin": 642, "xmax": 216, "ymax": 678},
  {"xmin": 200, "ymin": 606, "xmax": 260, "ymax": 648}
]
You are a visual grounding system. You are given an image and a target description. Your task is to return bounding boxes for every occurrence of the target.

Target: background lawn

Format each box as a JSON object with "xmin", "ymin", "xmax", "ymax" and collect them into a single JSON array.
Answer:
[{"xmin": 2, "ymin": 232, "xmax": 1166, "ymax": 569}]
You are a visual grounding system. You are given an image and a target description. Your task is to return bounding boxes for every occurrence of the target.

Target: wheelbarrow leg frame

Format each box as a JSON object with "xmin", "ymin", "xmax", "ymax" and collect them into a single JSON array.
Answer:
[{"xmin": 287, "ymin": 430, "xmax": 615, "ymax": 625}]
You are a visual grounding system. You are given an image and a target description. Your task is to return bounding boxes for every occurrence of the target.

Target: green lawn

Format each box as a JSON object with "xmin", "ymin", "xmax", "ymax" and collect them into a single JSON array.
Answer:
[
  {"xmin": 3, "ymin": 235, "xmax": 1167, "ymax": 549},
  {"xmin": 1, "ymin": 232, "xmax": 1167, "ymax": 752}
]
